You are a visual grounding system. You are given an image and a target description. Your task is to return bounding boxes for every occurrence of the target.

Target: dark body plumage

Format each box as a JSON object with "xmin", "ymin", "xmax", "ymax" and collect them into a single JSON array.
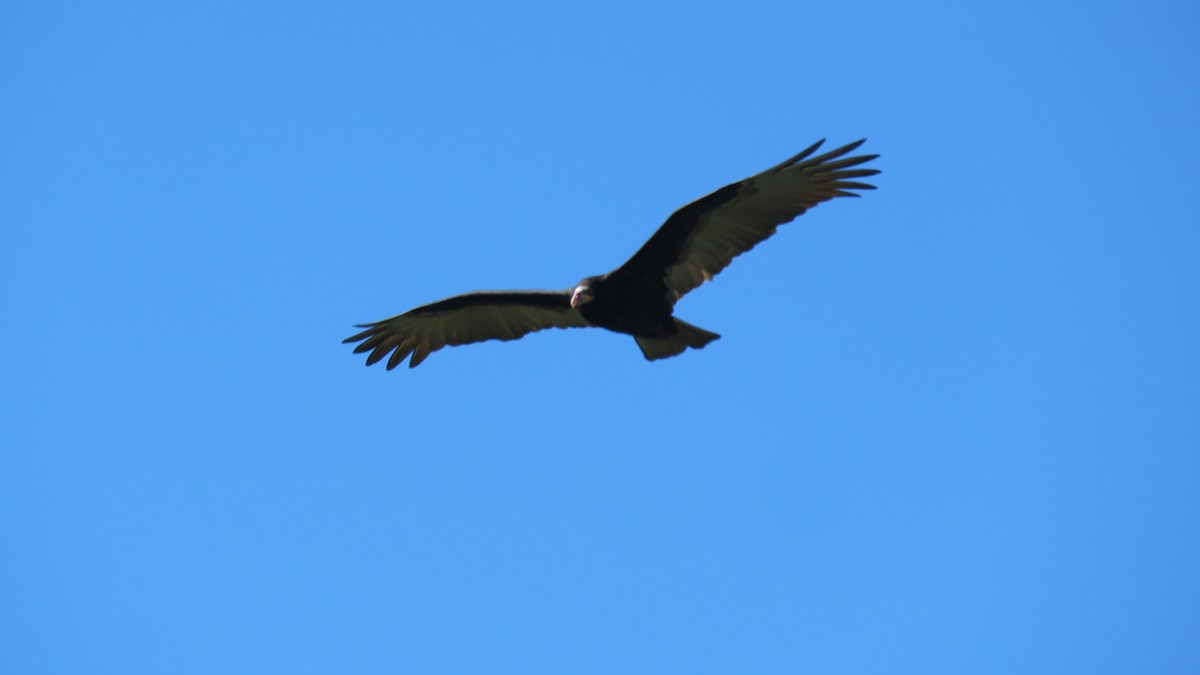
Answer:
[
  {"xmin": 574, "ymin": 273, "xmax": 673, "ymax": 338},
  {"xmin": 345, "ymin": 139, "xmax": 880, "ymax": 369}
]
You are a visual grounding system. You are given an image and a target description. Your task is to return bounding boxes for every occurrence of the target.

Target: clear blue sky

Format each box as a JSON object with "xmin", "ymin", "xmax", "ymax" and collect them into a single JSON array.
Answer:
[{"xmin": 3, "ymin": 1, "xmax": 1198, "ymax": 673}]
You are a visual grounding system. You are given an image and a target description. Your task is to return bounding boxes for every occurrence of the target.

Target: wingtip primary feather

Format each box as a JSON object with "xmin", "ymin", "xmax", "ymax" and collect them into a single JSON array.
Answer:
[
  {"xmin": 766, "ymin": 138, "xmax": 826, "ymax": 173},
  {"xmin": 364, "ymin": 346, "xmax": 390, "ymax": 366},
  {"xmin": 801, "ymin": 139, "xmax": 874, "ymax": 168},
  {"xmin": 408, "ymin": 342, "xmax": 432, "ymax": 368},
  {"xmin": 352, "ymin": 333, "xmax": 386, "ymax": 354},
  {"xmin": 343, "ymin": 324, "xmax": 376, "ymax": 344},
  {"xmin": 385, "ymin": 338, "xmax": 416, "ymax": 370}
]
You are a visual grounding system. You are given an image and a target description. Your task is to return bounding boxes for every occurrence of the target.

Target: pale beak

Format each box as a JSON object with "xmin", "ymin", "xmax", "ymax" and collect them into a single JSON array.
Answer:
[{"xmin": 570, "ymin": 288, "xmax": 583, "ymax": 308}]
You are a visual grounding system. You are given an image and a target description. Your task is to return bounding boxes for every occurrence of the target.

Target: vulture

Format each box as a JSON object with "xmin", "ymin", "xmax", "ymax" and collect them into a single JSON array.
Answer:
[{"xmin": 345, "ymin": 139, "xmax": 879, "ymax": 369}]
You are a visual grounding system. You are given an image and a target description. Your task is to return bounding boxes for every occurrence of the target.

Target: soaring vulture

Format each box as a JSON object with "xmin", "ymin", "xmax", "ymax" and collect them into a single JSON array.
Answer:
[{"xmin": 345, "ymin": 139, "xmax": 879, "ymax": 369}]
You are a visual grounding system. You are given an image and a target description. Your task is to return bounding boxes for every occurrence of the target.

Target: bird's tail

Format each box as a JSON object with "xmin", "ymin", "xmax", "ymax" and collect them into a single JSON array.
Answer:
[{"xmin": 634, "ymin": 319, "xmax": 721, "ymax": 361}]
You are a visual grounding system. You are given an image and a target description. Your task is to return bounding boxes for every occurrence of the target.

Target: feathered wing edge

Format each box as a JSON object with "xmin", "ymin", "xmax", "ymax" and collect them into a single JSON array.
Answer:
[
  {"xmin": 615, "ymin": 139, "xmax": 880, "ymax": 302},
  {"xmin": 343, "ymin": 290, "xmax": 591, "ymax": 369}
]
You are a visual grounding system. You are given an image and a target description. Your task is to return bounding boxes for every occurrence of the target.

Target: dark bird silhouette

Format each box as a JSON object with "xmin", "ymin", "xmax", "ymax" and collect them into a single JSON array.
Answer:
[{"xmin": 345, "ymin": 139, "xmax": 879, "ymax": 369}]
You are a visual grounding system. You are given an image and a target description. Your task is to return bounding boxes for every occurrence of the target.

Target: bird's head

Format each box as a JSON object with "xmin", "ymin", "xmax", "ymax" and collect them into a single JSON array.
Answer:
[{"xmin": 570, "ymin": 279, "xmax": 597, "ymax": 308}]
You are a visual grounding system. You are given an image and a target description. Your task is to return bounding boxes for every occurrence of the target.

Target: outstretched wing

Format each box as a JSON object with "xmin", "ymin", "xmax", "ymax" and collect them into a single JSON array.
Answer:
[
  {"xmin": 612, "ymin": 139, "xmax": 879, "ymax": 302},
  {"xmin": 344, "ymin": 291, "xmax": 591, "ymax": 369}
]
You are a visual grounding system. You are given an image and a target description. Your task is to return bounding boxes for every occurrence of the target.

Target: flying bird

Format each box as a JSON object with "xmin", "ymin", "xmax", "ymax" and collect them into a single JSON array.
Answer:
[{"xmin": 345, "ymin": 139, "xmax": 879, "ymax": 369}]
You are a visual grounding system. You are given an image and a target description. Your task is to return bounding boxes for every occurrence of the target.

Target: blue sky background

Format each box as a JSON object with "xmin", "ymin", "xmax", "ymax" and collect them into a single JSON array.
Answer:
[{"xmin": 3, "ymin": 1, "xmax": 1199, "ymax": 673}]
